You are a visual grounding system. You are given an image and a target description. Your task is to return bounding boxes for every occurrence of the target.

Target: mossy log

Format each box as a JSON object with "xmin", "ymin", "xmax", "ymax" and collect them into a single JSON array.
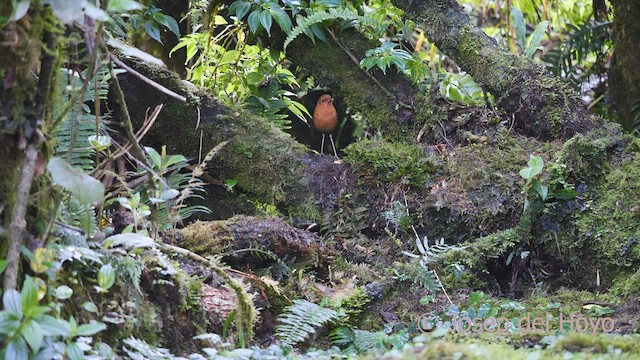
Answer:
[
  {"xmin": 115, "ymin": 58, "xmax": 356, "ymax": 219},
  {"xmin": 392, "ymin": 0, "xmax": 601, "ymax": 140},
  {"xmin": 113, "ymin": 48, "xmax": 640, "ymax": 293},
  {"xmin": 178, "ymin": 215, "xmax": 331, "ymax": 268}
]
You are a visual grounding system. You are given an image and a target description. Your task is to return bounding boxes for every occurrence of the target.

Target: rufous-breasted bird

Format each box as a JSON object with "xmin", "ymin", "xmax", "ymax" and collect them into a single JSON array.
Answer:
[{"xmin": 313, "ymin": 94, "xmax": 339, "ymax": 157}]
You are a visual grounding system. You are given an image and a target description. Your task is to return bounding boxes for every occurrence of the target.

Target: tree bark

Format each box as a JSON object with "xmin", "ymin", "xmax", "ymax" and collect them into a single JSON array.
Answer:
[
  {"xmin": 609, "ymin": 0, "xmax": 640, "ymax": 132},
  {"xmin": 392, "ymin": 0, "xmax": 601, "ymax": 140}
]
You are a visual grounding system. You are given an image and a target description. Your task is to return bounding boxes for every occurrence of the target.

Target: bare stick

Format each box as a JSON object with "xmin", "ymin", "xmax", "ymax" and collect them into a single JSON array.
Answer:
[{"xmin": 109, "ymin": 54, "xmax": 187, "ymax": 103}]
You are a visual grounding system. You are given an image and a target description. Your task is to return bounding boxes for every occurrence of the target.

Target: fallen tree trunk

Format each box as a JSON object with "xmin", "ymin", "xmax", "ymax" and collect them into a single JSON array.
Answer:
[{"xmin": 393, "ymin": 0, "xmax": 602, "ymax": 140}]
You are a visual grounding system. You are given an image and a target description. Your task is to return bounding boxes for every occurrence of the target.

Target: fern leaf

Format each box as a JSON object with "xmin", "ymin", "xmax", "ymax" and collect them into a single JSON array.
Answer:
[
  {"xmin": 284, "ymin": 8, "xmax": 363, "ymax": 50},
  {"xmin": 276, "ymin": 299, "xmax": 342, "ymax": 345}
]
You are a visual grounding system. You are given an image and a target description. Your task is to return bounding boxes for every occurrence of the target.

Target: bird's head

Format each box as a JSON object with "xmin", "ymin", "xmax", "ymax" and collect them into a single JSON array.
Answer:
[{"xmin": 317, "ymin": 94, "xmax": 334, "ymax": 107}]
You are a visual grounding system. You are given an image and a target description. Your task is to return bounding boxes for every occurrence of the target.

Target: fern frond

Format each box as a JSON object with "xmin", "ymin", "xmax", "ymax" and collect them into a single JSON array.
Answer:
[
  {"xmin": 414, "ymin": 266, "xmax": 441, "ymax": 293},
  {"xmin": 543, "ymin": 20, "xmax": 612, "ymax": 90},
  {"xmin": 276, "ymin": 299, "xmax": 342, "ymax": 345},
  {"xmin": 284, "ymin": 8, "xmax": 365, "ymax": 50}
]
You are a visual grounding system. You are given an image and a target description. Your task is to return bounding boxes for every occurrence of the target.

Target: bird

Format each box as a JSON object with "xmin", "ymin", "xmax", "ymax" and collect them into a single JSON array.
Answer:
[{"xmin": 312, "ymin": 94, "xmax": 339, "ymax": 157}]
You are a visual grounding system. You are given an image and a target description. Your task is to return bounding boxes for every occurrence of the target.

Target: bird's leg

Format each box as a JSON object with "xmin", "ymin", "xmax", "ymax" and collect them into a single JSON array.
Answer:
[
  {"xmin": 329, "ymin": 134, "xmax": 338, "ymax": 158},
  {"xmin": 320, "ymin": 134, "xmax": 326, "ymax": 156}
]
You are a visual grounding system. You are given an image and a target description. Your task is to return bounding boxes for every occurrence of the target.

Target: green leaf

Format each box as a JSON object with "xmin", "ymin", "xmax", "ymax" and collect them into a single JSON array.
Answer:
[
  {"xmin": 527, "ymin": 155, "xmax": 544, "ymax": 176},
  {"xmin": 9, "ymin": 0, "xmax": 31, "ymax": 22},
  {"xmin": 76, "ymin": 321, "xmax": 106, "ymax": 336},
  {"xmin": 0, "ymin": 260, "xmax": 8, "ymax": 274},
  {"xmin": 107, "ymin": 0, "xmax": 142, "ymax": 12},
  {"xmin": 553, "ymin": 188, "xmax": 578, "ymax": 200},
  {"xmin": 269, "ymin": 7, "xmax": 292, "ymax": 34},
  {"xmin": 97, "ymin": 264, "xmax": 116, "ymax": 291},
  {"xmin": 260, "ymin": 10, "xmax": 273, "ymax": 35},
  {"xmin": 82, "ymin": 302, "xmax": 99, "ymax": 313},
  {"xmin": 145, "ymin": 21, "xmax": 163, "ymax": 44},
  {"xmin": 47, "ymin": 157, "xmax": 105, "ymax": 206},
  {"xmin": 0, "ymin": 312, "xmax": 21, "ymax": 335},
  {"xmin": 533, "ymin": 180, "xmax": 549, "ymax": 200},
  {"xmin": 510, "ymin": 6, "xmax": 526, "ymax": 49},
  {"xmin": 154, "ymin": 13, "xmax": 180, "ymax": 37},
  {"xmin": 230, "ymin": 1, "xmax": 252, "ymax": 20},
  {"xmin": 247, "ymin": 10, "xmax": 261, "ymax": 33},
  {"xmin": 5, "ymin": 336, "xmax": 28, "ymax": 360},
  {"xmin": 22, "ymin": 319, "xmax": 43, "ymax": 352},
  {"xmin": 478, "ymin": 303, "xmax": 491, "ymax": 318},
  {"xmin": 310, "ymin": 24, "xmax": 327, "ymax": 42},
  {"xmin": 524, "ymin": 21, "xmax": 548, "ymax": 59},
  {"xmin": 103, "ymin": 233, "xmax": 156, "ymax": 249},
  {"xmin": 66, "ymin": 342, "xmax": 84, "ymax": 360},
  {"xmin": 36, "ymin": 315, "xmax": 71, "ymax": 337},
  {"xmin": 144, "ymin": 147, "xmax": 162, "ymax": 168},
  {"xmin": 55, "ymin": 286, "xmax": 73, "ymax": 300},
  {"xmin": 21, "ymin": 277, "xmax": 39, "ymax": 315}
]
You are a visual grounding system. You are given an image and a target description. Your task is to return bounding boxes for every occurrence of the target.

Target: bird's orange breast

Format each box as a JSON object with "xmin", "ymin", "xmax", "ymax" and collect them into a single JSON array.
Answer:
[{"xmin": 313, "ymin": 103, "xmax": 338, "ymax": 134}]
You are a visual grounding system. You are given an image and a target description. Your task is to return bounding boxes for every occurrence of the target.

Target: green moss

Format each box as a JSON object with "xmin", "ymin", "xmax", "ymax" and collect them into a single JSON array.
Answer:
[
  {"xmin": 610, "ymin": 269, "xmax": 640, "ymax": 297},
  {"xmin": 566, "ymin": 152, "xmax": 640, "ymax": 285},
  {"xmin": 181, "ymin": 220, "xmax": 233, "ymax": 254},
  {"xmin": 344, "ymin": 138, "xmax": 433, "ymax": 186},
  {"xmin": 556, "ymin": 125, "xmax": 629, "ymax": 182},
  {"xmin": 554, "ymin": 332, "xmax": 640, "ymax": 354},
  {"xmin": 288, "ymin": 197, "xmax": 322, "ymax": 222}
]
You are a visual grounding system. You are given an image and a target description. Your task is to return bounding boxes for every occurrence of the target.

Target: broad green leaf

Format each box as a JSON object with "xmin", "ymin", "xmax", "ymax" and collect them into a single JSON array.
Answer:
[
  {"xmin": 0, "ymin": 312, "xmax": 21, "ymax": 335},
  {"xmin": 524, "ymin": 21, "xmax": 548, "ymax": 59},
  {"xmin": 533, "ymin": 181, "xmax": 549, "ymax": 200},
  {"xmin": 22, "ymin": 319, "xmax": 43, "ymax": 352},
  {"xmin": 310, "ymin": 24, "xmax": 327, "ymax": 42},
  {"xmin": 103, "ymin": 233, "xmax": 156, "ymax": 249},
  {"xmin": 247, "ymin": 10, "xmax": 261, "ymax": 33},
  {"xmin": 9, "ymin": 0, "xmax": 30, "ymax": 22},
  {"xmin": 145, "ymin": 21, "xmax": 162, "ymax": 44},
  {"xmin": 66, "ymin": 342, "xmax": 84, "ymax": 360},
  {"xmin": 76, "ymin": 321, "xmax": 106, "ymax": 336},
  {"xmin": 20, "ymin": 277, "xmax": 39, "ymax": 315},
  {"xmin": 229, "ymin": 1, "xmax": 252, "ymax": 20},
  {"xmin": 82, "ymin": 302, "xmax": 98, "ymax": 313},
  {"xmin": 144, "ymin": 147, "xmax": 162, "ymax": 168},
  {"xmin": 527, "ymin": 155, "xmax": 544, "ymax": 176},
  {"xmin": 107, "ymin": 0, "xmax": 142, "ymax": 12},
  {"xmin": 47, "ymin": 157, "xmax": 105, "ymax": 206},
  {"xmin": 269, "ymin": 7, "xmax": 291, "ymax": 34},
  {"xmin": 163, "ymin": 154, "xmax": 187, "ymax": 168},
  {"xmin": 511, "ymin": 6, "xmax": 526, "ymax": 50},
  {"xmin": 36, "ymin": 315, "xmax": 71, "ymax": 337},
  {"xmin": 5, "ymin": 336, "xmax": 28, "ymax": 360},
  {"xmin": 153, "ymin": 13, "xmax": 180, "ymax": 37},
  {"xmin": 478, "ymin": 303, "xmax": 491, "ymax": 318},
  {"xmin": 0, "ymin": 259, "xmax": 8, "ymax": 274},
  {"xmin": 259, "ymin": 10, "xmax": 273, "ymax": 35},
  {"xmin": 3, "ymin": 289, "xmax": 22, "ymax": 317},
  {"xmin": 55, "ymin": 286, "xmax": 73, "ymax": 300},
  {"xmin": 97, "ymin": 264, "xmax": 115, "ymax": 291}
]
